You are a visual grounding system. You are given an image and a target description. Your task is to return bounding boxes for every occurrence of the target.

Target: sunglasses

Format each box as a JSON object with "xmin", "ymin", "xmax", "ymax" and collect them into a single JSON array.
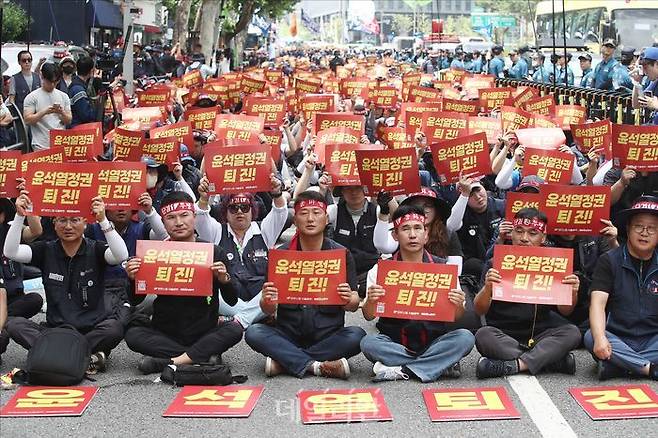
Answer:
[
  {"xmin": 20, "ymin": 58, "xmax": 32, "ymax": 63},
  {"xmin": 228, "ymin": 204, "xmax": 251, "ymax": 214}
]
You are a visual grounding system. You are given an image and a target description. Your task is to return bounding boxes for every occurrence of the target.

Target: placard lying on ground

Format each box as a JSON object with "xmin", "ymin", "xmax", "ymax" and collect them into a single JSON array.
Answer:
[
  {"xmin": 569, "ymin": 385, "xmax": 658, "ymax": 420},
  {"xmin": 298, "ymin": 388, "xmax": 393, "ymax": 424},
  {"xmin": 423, "ymin": 387, "xmax": 521, "ymax": 422},
  {"xmin": 163, "ymin": 385, "xmax": 264, "ymax": 417},
  {"xmin": 0, "ymin": 387, "xmax": 98, "ymax": 417}
]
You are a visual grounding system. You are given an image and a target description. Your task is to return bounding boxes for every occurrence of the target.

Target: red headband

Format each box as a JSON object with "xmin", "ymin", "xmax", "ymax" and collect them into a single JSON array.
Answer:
[
  {"xmin": 631, "ymin": 201, "xmax": 658, "ymax": 211},
  {"xmin": 394, "ymin": 212, "xmax": 426, "ymax": 229},
  {"xmin": 513, "ymin": 217, "xmax": 546, "ymax": 233},
  {"xmin": 161, "ymin": 201, "xmax": 195, "ymax": 216},
  {"xmin": 294, "ymin": 199, "xmax": 327, "ymax": 214}
]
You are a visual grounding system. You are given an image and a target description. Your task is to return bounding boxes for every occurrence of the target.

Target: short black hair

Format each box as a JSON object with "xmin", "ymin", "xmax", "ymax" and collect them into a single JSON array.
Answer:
[
  {"xmin": 160, "ymin": 191, "xmax": 194, "ymax": 211},
  {"xmin": 391, "ymin": 204, "xmax": 425, "ymax": 224},
  {"xmin": 17, "ymin": 50, "xmax": 31, "ymax": 62},
  {"xmin": 40, "ymin": 63, "xmax": 62, "ymax": 83},
  {"xmin": 514, "ymin": 207, "xmax": 548, "ymax": 224},
  {"xmin": 294, "ymin": 190, "xmax": 325, "ymax": 208},
  {"xmin": 76, "ymin": 55, "xmax": 95, "ymax": 76}
]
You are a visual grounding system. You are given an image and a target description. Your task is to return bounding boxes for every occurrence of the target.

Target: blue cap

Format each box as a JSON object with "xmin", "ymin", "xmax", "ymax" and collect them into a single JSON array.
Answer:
[
  {"xmin": 179, "ymin": 144, "xmax": 195, "ymax": 162},
  {"xmin": 642, "ymin": 47, "xmax": 658, "ymax": 62}
]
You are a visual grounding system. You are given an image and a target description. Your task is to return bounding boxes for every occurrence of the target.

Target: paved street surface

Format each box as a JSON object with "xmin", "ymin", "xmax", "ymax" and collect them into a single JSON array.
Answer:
[{"xmin": 1, "ymin": 310, "xmax": 656, "ymax": 437}]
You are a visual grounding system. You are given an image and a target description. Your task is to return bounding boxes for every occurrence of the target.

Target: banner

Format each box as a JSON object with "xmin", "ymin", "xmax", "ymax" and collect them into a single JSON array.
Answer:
[
  {"xmin": 421, "ymin": 111, "xmax": 469, "ymax": 143},
  {"xmin": 612, "ymin": 124, "xmax": 658, "ymax": 171},
  {"xmin": 141, "ymin": 137, "xmax": 180, "ymax": 169},
  {"xmin": 523, "ymin": 95, "xmax": 555, "ymax": 116},
  {"xmin": 314, "ymin": 112, "xmax": 364, "ymax": 135},
  {"xmin": 554, "ymin": 105, "xmax": 587, "ymax": 129},
  {"xmin": 369, "ymin": 86, "xmax": 399, "ymax": 109},
  {"xmin": 492, "ymin": 245, "xmax": 574, "ymax": 306},
  {"xmin": 298, "ymin": 388, "xmax": 393, "ymax": 424},
  {"xmin": 112, "ymin": 127, "xmax": 144, "ymax": 161},
  {"xmin": 423, "ymin": 387, "xmax": 521, "ymax": 422},
  {"xmin": 0, "ymin": 150, "xmax": 21, "ymax": 197},
  {"xmin": 569, "ymin": 384, "xmax": 658, "ymax": 420},
  {"xmin": 468, "ymin": 116, "xmax": 503, "ymax": 144},
  {"xmin": 479, "ymin": 87, "xmax": 515, "ymax": 111},
  {"xmin": 96, "ymin": 162, "xmax": 146, "ymax": 210},
  {"xmin": 431, "ymin": 132, "xmax": 491, "ymax": 185},
  {"xmin": 20, "ymin": 149, "xmax": 64, "ymax": 173},
  {"xmin": 325, "ymin": 143, "xmax": 382, "ymax": 186},
  {"xmin": 184, "ymin": 107, "xmax": 219, "ymax": 131},
  {"xmin": 522, "ymin": 147, "xmax": 574, "ymax": 184},
  {"xmin": 163, "ymin": 385, "xmax": 265, "ymax": 418},
  {"xmin": 24, "ymin": 162, "xmax": 96, "ymax": 217},
  {"xmin": 267, "ymin": 248, "xmax": 346, "ymax": 305},
  {"xmin": 375, "ymin": 259, "xmax": 458, "ymax": 322},
  {"xmin": 299, "ymin": 94, "xmax": 335, "ymax": 122},
  {"xmin": 540, "ymin": 184, "xmax": 610, "ymax": 235},
  {"xmin": 571, "ymin": 120, "xmax": 612, "ymax": 160},
  {"xmin": 135, "ymin": 240, "xmax": 214, "ymax": 296},
  {"xmin": 500, "ymin": 106, "xmax": 531, "ymax": 132},
  {"xmin": 49, "ymin": 128, "xmax": 102, "ymax": 162},
  {"xmin": 204, "ymin": 144, "xmax": 271, "ymax": 194},
  {"xmin": 151, "ymin": 121, "xmax": 194, "ymax": 149},
  {"xmin": 214, "ymin": 114, "xmax": 264, "ymax": 144},
  {"xmin": 443, "ymin": 98, "xmax": 480, "ymax": 115},
  {"xmin": 355, "ymin": 148, "xmax": 421, "ymax": 196},
  {"xmin": 0, "ymin": 387, "xmax": 98, "ymax": 417},
  {"xmin": 504, "ymin": 192, "xmax": 541, "ymax": 220}
]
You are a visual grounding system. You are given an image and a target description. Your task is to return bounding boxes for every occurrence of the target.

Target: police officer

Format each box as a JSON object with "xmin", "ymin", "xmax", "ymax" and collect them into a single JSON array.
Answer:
[
  {"xmin": 612, "ymin": 47, "xmax": 637, "ymax": 93},
  {"xmin": 578, "ymin": 53, "xmax": 594, "ymax": 87},
  {"xmin": 531, "ymin": 52, "xmax": 551, "ymax": 83},
  {"xmin": 508, "ymin": 49, "xmax": 529, "ymax": 79},
  {"xmin": 593, "ymin": 39, "xmax": 620, "ymax": 90},
  {"xmin": 487, "ymin": 45, "xmax": 505, "ymax": 78},
  {"xmin": 555, "ymin": 53, "xmax": 575, "ymax": 86}
]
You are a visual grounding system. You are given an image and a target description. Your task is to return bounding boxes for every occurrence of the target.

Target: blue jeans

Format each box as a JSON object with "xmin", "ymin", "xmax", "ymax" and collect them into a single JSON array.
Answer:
[
  {"xmin": 584, "ymin": 329, "xmax": 658, "ymax": 375},
  {"xmin": 360, "ymin": 329, "xmax": 475, "ymax": 382},
  {"xmin": 245, "ymin": 324, "xmax": 366, "ymax": 378}
]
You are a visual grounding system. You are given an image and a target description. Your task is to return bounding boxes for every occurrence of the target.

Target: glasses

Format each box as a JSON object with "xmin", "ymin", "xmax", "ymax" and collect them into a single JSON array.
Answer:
[
  {"xmin": 228, "ymin": 204, "xmax": 251, "ymax": 214},
  {"xmin": 54, "ymin": 217, "xmax": 83, "ymax": 226},
  {"xmin": 20, "ymin": 58, "xmax": 32, "ymax": 63},
  {"xmin": 631, "ymin": 224, "xmax": 658, "ymax": 236}
]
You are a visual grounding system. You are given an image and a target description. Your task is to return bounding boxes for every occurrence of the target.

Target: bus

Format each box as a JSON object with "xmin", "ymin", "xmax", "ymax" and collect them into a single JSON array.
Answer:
[{"xmin": 535, "ymin": 0, "xmax": 658, "ymax": 53}]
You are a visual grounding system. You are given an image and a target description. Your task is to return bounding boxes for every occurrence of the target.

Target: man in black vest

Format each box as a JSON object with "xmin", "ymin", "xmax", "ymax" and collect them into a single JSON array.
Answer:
[
  {"xmin": 328, "ymin": 185, "xmax": 380, "ymax": 298},
  {"xmin": 245, "ymin": 190, "xmax": 365, "ymax": 379},
  {"xmin": 3, "ymin": 193, "xmax": 129, "ymax": 373},
  {"xmin": 7, "ymin": 50, "xmax": 40, "ymax": 114},
  {"xmin": 360, "ymin": 205, "xmax": 475, "ymax": 382}
]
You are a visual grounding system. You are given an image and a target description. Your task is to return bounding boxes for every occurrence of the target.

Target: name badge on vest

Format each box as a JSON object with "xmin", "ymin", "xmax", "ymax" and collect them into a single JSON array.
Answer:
[
  {"xmin": 253, "ymin": 249, "xmax": 267, "ymax": 258},
  {"xmin": 338, "ymin": 229, "xmax": 351, "ymax": 236},
  {"xmin": 49, "ymin": 273, "xmax": 64, "ymax": 282}
]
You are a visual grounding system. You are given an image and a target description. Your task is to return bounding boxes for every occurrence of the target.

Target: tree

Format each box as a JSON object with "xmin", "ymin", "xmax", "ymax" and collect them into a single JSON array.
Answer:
[
  {"xmin": 1, "ymin": 2, "xmax": 30, "ymax": 42},
  {"xmin": 476, "ymin": 0, "xmax": 541, "ymax": 25},
  {"xmin": 166, "ymin": 0, "xmax": 193, "ymax": 49},
  {"xmin": 391, "ymin": 14, "xmax": 413, "ymax": 37},
  {"xmin": 443, "ymin": 16, "xmax": 476, "ymax": 36}
]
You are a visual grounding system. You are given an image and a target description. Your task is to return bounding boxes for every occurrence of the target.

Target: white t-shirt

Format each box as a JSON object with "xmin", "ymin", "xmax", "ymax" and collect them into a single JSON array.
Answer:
[{"xmin": 23, "ymin": 87, "xmax": 71, "ymax": 150}]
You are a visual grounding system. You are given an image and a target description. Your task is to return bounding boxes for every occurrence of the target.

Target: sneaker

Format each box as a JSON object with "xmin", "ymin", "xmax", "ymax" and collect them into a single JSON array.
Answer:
[
  {"xmin": 544, "ymin": 352, "xmax": 576, "ymax": 375},
  {"xmin": 371, "ymin": 362, "xmax": 409, "ymax": 382},
  {"xmin": 597, "ymin": 360, "xmax": 626, "ymax": 381},
  {"xmin": 265, "ymin": 357, "xmax": 284, "ymax": 377},
  {"xmin": 476, "ymin": 357, "xmax": 519, "ymax": 379},
  {"xmin": 207, "ymin": 354, "xmax": 223, "ymax": 365},
  {"xmin": 442, "ymin": 361, "xmax": 462, "ymax": 379},
  {"xmin": 319, "ymin": 358, "xmax": 350, "ymax": 379},
  {"xmin": 138, "ymin": 356, "xmax": 172, "ymax": 375},
  {"xmin": 88, "ymin": 352, "xmax": 107, "ymax": 374},
  {"xmin": 650, "ymin": 363, "xmax": 658, "ymax": 381}
]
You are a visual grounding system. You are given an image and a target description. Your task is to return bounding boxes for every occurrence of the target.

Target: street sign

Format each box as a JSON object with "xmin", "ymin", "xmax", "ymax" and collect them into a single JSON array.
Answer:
[{"xmin": 471, "ymin": 14, "xmax": 516, "ymax": 29}]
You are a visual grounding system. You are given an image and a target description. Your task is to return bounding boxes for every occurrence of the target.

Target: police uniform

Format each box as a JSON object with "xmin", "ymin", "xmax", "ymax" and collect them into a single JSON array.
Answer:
[
  {"xmin": 509, "ymin": 57, "xmax": 529, "ymax": 79},
  {"xmin": 593, "ymin": 57, "xmax": 620, "ymax": 90}
]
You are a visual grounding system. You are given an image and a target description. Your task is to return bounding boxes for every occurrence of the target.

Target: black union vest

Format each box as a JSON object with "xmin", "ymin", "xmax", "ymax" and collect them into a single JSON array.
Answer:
[
  {"xmin": 12, "ymin": 72, "xmax": 40, "ymax": 112},
  {"xmin": 332, "ymin": 199, "xmax": 379, "ymax": 273},
  {"xmin": 218, "ymin": 224, "xmax": 269, "ymax": 301}
]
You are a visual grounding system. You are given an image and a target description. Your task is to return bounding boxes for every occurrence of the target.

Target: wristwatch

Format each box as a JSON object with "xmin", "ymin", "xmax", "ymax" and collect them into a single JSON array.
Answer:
[{"xmin": 101, "ymin": 223, "xmax": 115, "ymax": 233}]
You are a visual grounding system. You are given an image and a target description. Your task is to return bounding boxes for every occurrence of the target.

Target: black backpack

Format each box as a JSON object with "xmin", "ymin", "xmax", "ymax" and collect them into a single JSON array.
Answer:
[
  {"xmin": 160, "ymin": 363, "xmax": 247, "ymax": 387},
  {"xmin": 26, "ymin": 325, "xmax": 91, "ymax": 386}
]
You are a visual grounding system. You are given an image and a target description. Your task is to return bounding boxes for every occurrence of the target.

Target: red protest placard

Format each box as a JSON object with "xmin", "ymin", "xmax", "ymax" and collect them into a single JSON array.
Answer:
[
  {"xmin": 0, "ymin": 386, "xmax": 98, "ymax": 417},
  {"xmin": 241, "ymin": 76, "xmax": 267, "ymax": 95},
  {"xmin": 554, "ymin": 105, "xmax": 586, "ymax": 129},
  {"xmin": 163, "ymin": 385, "xmax": 265, "ymax": 418},
  {"xmin": 375, "ymin": 259, "xmax": 457, "ymax": 322},
  {"xmin": 355, "ymin": 148, "xmax": 421, "ymax": 196},
  {"xmin": 378, "ymin": 127, "xmax": 414, "ymax": 149},
  {"xmin": 492, "ymin": 245, "xmax": 574, "ymax": 306},
  {"xmin": 523, "ymin": 95, "xmax": 555, "ymax": 116},
  {"xmin": 24, "ymin": 162, "xmax": 96, "ymax": 217},
  {"xmin": 407, "ymin": 85, "xmax": 442, "ymax": 103},
  {"xmin": 260, "ymin": 128, "xmax": 282, "ymax": 162},
  {"xmin": 49, "ymin": 128, "xmax": 102, "ymax": 162},
  {"xmin": 325, "ymin": 143, "xmax": 382, "ymax": 186},
  {"xmin": 314, "ymin": 112, "xmax": 364, "ymax": 135},
  {"xmin": 151, "ymin": 121, "xmax": 194, "ymax": 149},
  {"xmin": 612, "ymin": 123, "xmax": 658, "ymax": 171},
  {"xmin": 400, "ymin": 101, "xmax": 443, "ymax": 119},
  {"xmin": 569, "ymin": 385, "xmax": 658, "ymax": 420},
  {"xmin": 463, "ymin": 75, "xmax": 495, "ymax": 98},
  {"xmin": 571, "ymin": 120, "xmax": 612, "ymax": 159},
  {"xmin": 468, "ymin": 116, "xmax": 503, "ymax": 144},
  {"xmin": 443, "ymin": 98, "xmax": 480, "ymax": 115},
  {"xmin": 423, "ymin": 387, "xmax": 521, "ymax": 422},
  {"xmin": 265, "ymin": 70, "xmax": 284, "ymax": 87},
  {"xmin": 515, "ymin": 127, "xmax": 566, "ymax": 150},
  {"xmin": 421, "ymin": 111, "xmax": 469, "ymax": 143},
  {"xmin": 244, "ymin": 97, "xmax": 286, "ymax": 128},
  {"xmin": 369, "ymin": 86, "xmax": 399, "ymax": 109},
  {"xmin": 122, "ymin": 106, "xmax": 166, "ymax": 126},
  {"xmin": 298, "ymin": 388, "xmax": 393, "ymax": 424},
  {"xmin": 500, "ymin": 106, "xmax": 532, "ymax": 132},
  {"xmin": 112, "ymin": 127, "xmax": 144, "ymax": 161},
  {"xmin": 267, "ymin": 248, "xmax": 346, "ymax": 305},
  {"xmin": 20, "ymin": 149, "xmax": 64, "ymax": 173},
  {"xmin": 403, "ymin": 110, "xmax": 426, "ymax": 137},
  {"xmin": 294, "ymin": 76, "xmax": 322, "ymax": 95},
  {"xmin": 529, "ymin": 113, "xmax": 559, "ymax": 129},
  {"xmin": 96, "ymin": 162, "xmax": 146, "ymax": 210},
  {"xmin": 479, "ymin": 87, "xmax": 514, "ymax": 111},
  {"xmin": 135, "ymin": 240, "xmax": 214, "ymax": 296},
  {"xmin": 340, "ymin": 77, "xmax": 371, "ymax": 99},
  {"xmin": 214, "ymin": 114, "xmax": 264, "ymax": 144},
  {"xmin": 513, "ymin": 87, "xmax": 539, "ymax": 108},
  {"xmin": 0, "ymin": 150, "xmax": 22, "ymax": 198},
  {"xmin": 316, "ymin": 126, "xmax": 361, "ymax": 164},
  {"xmin": 523, "ymin": 147, "xmax": 573, "ymax": 184},
  {"xmin": 540, "ymin": 184, "xmax": 611, "ymax": 235},
  {"xmin": 184, "ymin": 107, "xmax": 219, "ymax": 130},
  {"xmin": 299, "ymin": 94, "xmax": 335, "ymax": 122},
  {"xmin": 204, "ymin": 144, "xmax": 271, "ymax": 194},
  {"xmin": 136, "ymin": 88, "xmax": 171, "ymax": 107},
  {"xmin": 504, "ymin": 192, "xmax": 541, "ymax": 220},
  {"xmin": 430, "ymin": 132, "xmax": 491, "ymax": 185},
  {"xmin": 141, "ymin": 137, "xmax": 180, "ymax": 169},
  {"xmin": 182, "ymin": 69, "xmax": 204, "ymax": 88}
]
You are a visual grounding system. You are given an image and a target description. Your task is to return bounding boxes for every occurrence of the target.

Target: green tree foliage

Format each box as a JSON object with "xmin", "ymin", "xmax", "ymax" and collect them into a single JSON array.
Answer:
[
  {"xmin": 476, "ymin": 0, "xmax": 541, "ymax": 24},
  {"xmin": 2, "ymin": 2, "xmax": 30, "ymax": 42},
  {"xmin": 391, "ymin": 14, "xmax": 413, "ymax": 36},
  {"xmin": 221, "ymin": 0, "xmax": 297, "ymax": 42}
]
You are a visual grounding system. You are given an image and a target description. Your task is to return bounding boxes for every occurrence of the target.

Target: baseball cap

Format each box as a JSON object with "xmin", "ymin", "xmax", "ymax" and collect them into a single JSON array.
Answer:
[
  {"xmin": 602, "ymin": 39, "xmax": 617, "ymax": 48},
  {"xmin": 577, "ymin": 53, "xmax": 592, "ymax": 61},
  {"xmin": 517, "ymin": 175, "xmax": 545, "ymax": 193},
  {"xmin": 491, "ymin": 45, "xmax": 504, "ymax": 55},
  {"xmin": 641, "ymin": 47, "xmax": 658, "ymax": 62},
  {"xmin": 621, "ymin": 47, "xmax": 637, "ymax": 57},
  {"xmin": 179, "ymin": 144, "xmax": 195, "ymax": 163}
]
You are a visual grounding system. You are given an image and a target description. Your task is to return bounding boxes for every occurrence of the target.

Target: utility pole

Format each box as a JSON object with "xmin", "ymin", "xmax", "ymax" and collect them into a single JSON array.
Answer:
[{"xmin": 122, "ymin": 0, "xmax": 135, "ymax": 96}]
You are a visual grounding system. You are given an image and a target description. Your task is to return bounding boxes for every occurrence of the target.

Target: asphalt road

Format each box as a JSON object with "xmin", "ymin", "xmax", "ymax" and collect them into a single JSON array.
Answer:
[{"xmin": 1, "ymin": 309, "xmax": 657, "ymax": 438}]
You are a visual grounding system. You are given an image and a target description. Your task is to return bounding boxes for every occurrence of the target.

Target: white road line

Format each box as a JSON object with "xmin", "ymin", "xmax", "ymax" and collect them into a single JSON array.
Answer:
[{"xmin": 507, "ymin": 375, "xmax": 578, "ymax": 438}]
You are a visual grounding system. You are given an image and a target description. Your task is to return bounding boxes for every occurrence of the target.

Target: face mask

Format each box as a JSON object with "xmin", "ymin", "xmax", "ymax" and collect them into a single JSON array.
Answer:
[
  {"xmin": 62, "ymin": 65, "xmax": 75, "ymax": 75},
  {"xmin": 146, "ymin": 172, "xmax": 159, "ymax": 189}
]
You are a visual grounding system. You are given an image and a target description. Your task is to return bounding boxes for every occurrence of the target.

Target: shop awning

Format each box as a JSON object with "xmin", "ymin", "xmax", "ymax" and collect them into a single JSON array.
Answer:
[{"xmin": 87, "ymin": 0, "xmax": 123, "ymax": 30}]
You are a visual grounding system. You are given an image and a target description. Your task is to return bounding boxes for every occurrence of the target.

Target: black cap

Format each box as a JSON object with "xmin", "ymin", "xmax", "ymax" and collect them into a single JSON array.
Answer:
[
  {"xmin": 578, "ymin": 53, "xmax": 592, "ymax": 61},
  {"xmin": 602, "ymin": 39, "xmax": 617, "ymax": 48},
  {"xmin": 491, "ymin": 45, "xmax": 504, "ymax": 54},
  {"xmin": 621, "ymin": 47, "xmax": 637, "ymax": 57}
]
